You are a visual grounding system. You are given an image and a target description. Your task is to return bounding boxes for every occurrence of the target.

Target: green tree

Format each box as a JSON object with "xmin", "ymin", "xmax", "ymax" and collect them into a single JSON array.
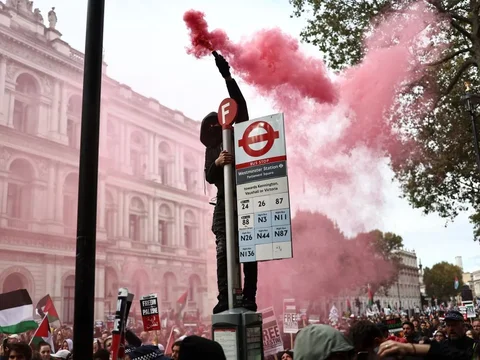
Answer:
[
  {"xmin": 423, "ymin": 261, "xmax": 463, "ymax": 302},
  {"xmin": 289, "ymin": 0, "xmax": 480, "ymax": 241},
  {"xmin": 354, "ymin": 230, "xmax": 404, "ymax": 295}
]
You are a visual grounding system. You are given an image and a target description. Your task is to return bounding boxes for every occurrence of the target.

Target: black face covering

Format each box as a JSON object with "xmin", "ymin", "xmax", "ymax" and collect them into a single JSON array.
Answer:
[{"xmin": 200, "ymin": 112, "xmax": 222, "ymax": 148}]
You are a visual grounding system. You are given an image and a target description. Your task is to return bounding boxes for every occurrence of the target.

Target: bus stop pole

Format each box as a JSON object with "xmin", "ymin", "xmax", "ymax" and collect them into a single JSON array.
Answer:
[{"xmin": 72, "ymin": 0, "xmax": 105, "ymax": 357}]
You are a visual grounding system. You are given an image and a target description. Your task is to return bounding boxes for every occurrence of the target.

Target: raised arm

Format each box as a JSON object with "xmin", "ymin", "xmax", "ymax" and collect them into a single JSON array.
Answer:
[{"xmin": 214, "ymin": 52, "xmax": 249, "ymax": 123}]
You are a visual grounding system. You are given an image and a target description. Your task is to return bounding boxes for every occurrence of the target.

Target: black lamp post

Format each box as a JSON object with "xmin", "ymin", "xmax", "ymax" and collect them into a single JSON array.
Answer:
[
  {"xmin": 72, "ymin": 0, "xmax": 105, "ymax": 357},
  {"xmin": 461, "ymin": 82, "xmax": 480, "ymax": 171}
]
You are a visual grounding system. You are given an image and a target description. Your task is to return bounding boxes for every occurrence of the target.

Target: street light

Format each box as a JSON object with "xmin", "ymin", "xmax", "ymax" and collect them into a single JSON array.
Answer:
[{"xmin": 461, "ymin": 82, "xmax": 480, "ymax": 170}]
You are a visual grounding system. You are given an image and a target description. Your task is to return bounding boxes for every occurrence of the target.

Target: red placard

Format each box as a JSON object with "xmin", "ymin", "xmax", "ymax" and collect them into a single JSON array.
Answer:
[{"xmin": 140, "ymin": 294, "xmax": 161, "ymax": 331}]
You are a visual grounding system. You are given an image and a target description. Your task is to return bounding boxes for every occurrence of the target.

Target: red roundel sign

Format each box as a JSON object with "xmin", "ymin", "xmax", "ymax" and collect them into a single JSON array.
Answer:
[
  {"xmin": 217, "ymin": 98, "xmax": 238, "ymax": 128},
  {"xmin": 238, "ymin": 121, "xmax": 280, "ymax": 157}
]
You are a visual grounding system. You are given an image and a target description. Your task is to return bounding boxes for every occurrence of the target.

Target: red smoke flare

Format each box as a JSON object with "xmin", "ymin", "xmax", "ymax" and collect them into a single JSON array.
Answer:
[{"xmin": 183, "ymin": 10, "xmax": 338, "ymax": 105}]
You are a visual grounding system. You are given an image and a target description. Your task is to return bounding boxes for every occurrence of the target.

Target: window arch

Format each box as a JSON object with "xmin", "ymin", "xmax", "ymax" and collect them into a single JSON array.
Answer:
[
  {"xmin": 129, "ymin": 196, "xmax": 145, "ymax": 241},
  {"xmin": 183, "ymin": 152, "xmax": 198, "ymax": 191},
  {"xmin": 63, "ymin": 173, "xmax": 78, "ymax": 230},
  {"xmin": 2, "ymin": 272, "xmax": 28, "ymax": 293},
  {"xmin": 66, "ymin": 95, "xmax": 82, "ymax": 149},
  {"xmin": 162, "ymin": 272, "xmax": 177, "ymax": 303},
  {"xmin": 13, "ymin": 73, "xmax": 40, "ymax": 135},
  {"xmin": 63, "ymin": 275, "xmax": 75, "ymax": 323},
  {"xmin": 105, "ymin": 190, "xmax": 116, "ymax": 239},
  {"xmin": 158, "ymin": 204, "xmax": 172, "ymax": 246},
  {"xmin": 188, "ymin": 274, "xmax": 202, "ymax": 302},
  {"xmin": 184, "ymin": 210, "xmax": 197, "ymax": 249},
  {"xmin": 157, "ymin": 141, "xmax": 172, "ymax": 185},
  {"xmin": 130, "ymin": 131, "xmax": 146, "ymax": 177},
  {"xmin": 7, "ymin": 158, "xmax": 35, "ymax": 223}
]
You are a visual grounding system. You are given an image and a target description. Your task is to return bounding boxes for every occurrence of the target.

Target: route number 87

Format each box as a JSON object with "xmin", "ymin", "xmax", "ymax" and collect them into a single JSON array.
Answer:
[{"xmin": 275, "ymin": 197, "xmax": 283, "ymax": 205}]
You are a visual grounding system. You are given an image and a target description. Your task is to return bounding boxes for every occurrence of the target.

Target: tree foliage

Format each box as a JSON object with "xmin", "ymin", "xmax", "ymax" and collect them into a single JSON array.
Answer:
[
  {"xmin": 353, "ymin": 230, "xmax": 404, "ymax": 296},
  {"xmin": 290, "ymin": 0, "xmax": 480, "ymax": 241},
  {"xmin": 423, "ymin": 261, "xmax": 463, "ymax": 302}
]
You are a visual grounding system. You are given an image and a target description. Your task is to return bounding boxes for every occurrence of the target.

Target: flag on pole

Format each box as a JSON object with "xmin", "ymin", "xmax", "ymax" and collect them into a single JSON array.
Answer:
[
  {"xmin": 36, "ymin": 295, "xmax": 61, "ymax": 328},
  {"xmin": 367, "ymin": 284, "xmax": 374, "ymax": 307},
  {"xmin": 0, "ymin": 289, "xmax": 38, "ymax": 334},
  {"xmin": 30, "ymin": 315, "xmax": 55, "ymax": 351},
  {"xmin": 346, "ymin": 299, "xmax": 352, "ymax": 314},
  {"xmin": 454, "ymin": 277, "xmax": 459, "ymax": 290},
  {"xmin": 176, "ymin": 290, "xmax": 188, "ymax": 314}
]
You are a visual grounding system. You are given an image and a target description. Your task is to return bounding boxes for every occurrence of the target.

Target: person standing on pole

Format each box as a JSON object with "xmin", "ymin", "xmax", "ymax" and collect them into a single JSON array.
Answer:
[{"xmin": 200, "ymin": 53, "xmax": 258, "ymax": 314}]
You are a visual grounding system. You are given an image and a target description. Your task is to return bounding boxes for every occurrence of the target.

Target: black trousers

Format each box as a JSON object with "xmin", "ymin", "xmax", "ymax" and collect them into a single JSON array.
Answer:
[{"xmin": 212, "ymin": 198, "xmax": 258, "ymax": 300}]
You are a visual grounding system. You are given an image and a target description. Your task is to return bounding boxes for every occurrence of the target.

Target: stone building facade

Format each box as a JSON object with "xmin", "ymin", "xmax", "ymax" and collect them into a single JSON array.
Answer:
[{"xmin": 0, "ymin": 0, "xmax": 216, "ymax": 322}]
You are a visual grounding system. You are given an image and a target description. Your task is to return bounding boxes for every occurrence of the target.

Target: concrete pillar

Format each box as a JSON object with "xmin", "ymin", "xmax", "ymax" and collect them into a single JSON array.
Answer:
[
  {"xmin": 47, "ymin": 163, "xmax": 55, "ymax": 219},
  {"xmin": 153, "ymin": 201, "xmax": 159, "ymax": 243},
  {"xmin": 123, "ymin": 192, "xmax": 129, "ymax": 237},
  {"xmin": 55, "ymin": 166, "xmax": 63, "ymax": 222},
  {"xmin": 58, "ymin": 83, "xmax": 68, "ymax": 136},
  {"xmin": 0, "ymin": 57, "xmax": 7, "ymax": 119},
  {"xmin": 50, "ymin": 80, "xmax": 60, "ymax": 134},
  {"xmin": 6, "ymin": 92, "xmax": 14, "ymax": 127},
  {"xmin": 148, "ymin": 197, "xmax": 154, "ymax": 242},
  {"xmin": 175, "ymin": 205, "xmax": 181, "ymax": 246},
  {"xmin": 98, "ymin": 179, "xmax": 106, "ymax": 229},
  {"xmin": 118, "ymin": 189, "xmax": 124, "ymax": 238}
]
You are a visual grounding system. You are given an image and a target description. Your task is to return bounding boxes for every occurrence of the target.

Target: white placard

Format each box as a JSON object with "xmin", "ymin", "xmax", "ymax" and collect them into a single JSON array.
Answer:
[{"xmin": 214, "ymin": 329, "xmax": 238, "ymax": 360}]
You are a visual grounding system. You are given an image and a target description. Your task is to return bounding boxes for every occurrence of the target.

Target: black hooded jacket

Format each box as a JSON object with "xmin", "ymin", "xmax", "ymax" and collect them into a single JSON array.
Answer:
[{"xmin": 204, "ymin": 79, "xmax": 249, "ymax": 199}]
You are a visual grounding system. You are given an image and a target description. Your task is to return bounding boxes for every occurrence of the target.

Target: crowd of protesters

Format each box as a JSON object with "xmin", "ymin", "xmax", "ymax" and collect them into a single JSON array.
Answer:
[{"xmin": 1, "ymin": 309, "xmax": 480, "ymax": 360}]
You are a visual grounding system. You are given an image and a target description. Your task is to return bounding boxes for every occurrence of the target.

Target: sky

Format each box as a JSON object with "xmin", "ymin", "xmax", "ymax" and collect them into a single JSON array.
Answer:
[{"xmin": 31, "ymin": 0, "xmax": 480, "ymax": 272}]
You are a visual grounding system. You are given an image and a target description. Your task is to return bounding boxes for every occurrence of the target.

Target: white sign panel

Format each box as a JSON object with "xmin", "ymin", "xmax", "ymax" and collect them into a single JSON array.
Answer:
[
  {"xmin": 259, "ymin": 307, "xmax": 284, "ymax": 357},
  {"xmin": 283, "ymin": 298, "xmax": 298, "ymax": 334},
  {"xmin": 234, "ymin": 113, "xmax": 293, "ymax": 263}
]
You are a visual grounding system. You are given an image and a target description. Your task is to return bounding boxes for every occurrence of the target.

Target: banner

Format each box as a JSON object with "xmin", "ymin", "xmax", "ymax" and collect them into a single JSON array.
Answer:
[
  {"xmin": 283, "ymin": 299, "xmax": 298, "ymax": 334},
  {"xmin": 260, "ymin": 307, "xmax": 283, "ymax": 356},
  {"xmin": 140, "ymin": 294, "xmax": 161, "ymax": 331}
]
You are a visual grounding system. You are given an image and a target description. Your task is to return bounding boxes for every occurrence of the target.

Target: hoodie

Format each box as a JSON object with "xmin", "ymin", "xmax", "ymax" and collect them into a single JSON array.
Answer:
[{"xmin": 294, "ymin": 325, "xmax": 354, "ymax": 360}]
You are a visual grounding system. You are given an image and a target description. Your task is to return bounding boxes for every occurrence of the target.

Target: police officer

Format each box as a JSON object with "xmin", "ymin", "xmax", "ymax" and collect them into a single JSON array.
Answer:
[{"xmin": 201, "ymin": 53, "xmax": 258, "ymax": 314}]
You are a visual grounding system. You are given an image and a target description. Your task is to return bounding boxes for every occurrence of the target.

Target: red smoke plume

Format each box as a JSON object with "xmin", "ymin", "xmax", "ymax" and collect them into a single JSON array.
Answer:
[
  {"xmin": 183, "ymin": 5, "xmax": 444, "ymax": 303},
  {"xmin": 257, "ymin": 211, "xmax": 395, "ymax": 309},
  {"xmin": 183, "ymin": 10, "xmax": 338, "ymax": 105}
]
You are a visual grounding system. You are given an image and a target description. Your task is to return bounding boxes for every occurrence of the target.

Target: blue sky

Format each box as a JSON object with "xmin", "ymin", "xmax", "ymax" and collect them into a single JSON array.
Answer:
[{"xmin": 31, "ymin": 0, "xmax": 480, "ymax": 271}]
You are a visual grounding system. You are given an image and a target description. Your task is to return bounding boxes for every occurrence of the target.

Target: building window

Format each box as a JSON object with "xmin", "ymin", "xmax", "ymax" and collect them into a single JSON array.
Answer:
[
  {"xmin": 129, "ymin": 214, "xmax": 140, "ymax": 241},
  {"xmin": 7, "ymin": 159, "xmax": 34, "ymax": 220},
  {"xmin": 63, "ymin": 275, "xmax": 75, "ymax": 324},
  {"xmin": 184, "ymin": 226, "xmax": 194, "ymax": 249},
  {"xmin": 13, "ymin": 74, "xmax": 39, "ymax": 135},
  {"xmin": 184, "ymin": 210, "xmax": 197, "ymax": 249},
  {"xmin": 158, "ymin": 220, "xmax": 167, "ymax": 245},
  {"xmin": 129, "ymin": 197, "xmax": 145, "ymax": 241},
  {"xmin": 158, "ymin": 160, "xmax": 166, "ymax": 184},
  {"xmin": 63, "ymin": 174, "xmax": 78, "ymax": 228},
  {"xmin": 105, "ymin": 209, "xmax": 115, "ymax": 238},
  {"xmin": 130, "ymin": 150, "xmax": 142, "ymax": 176},
  {"xmin": 130, "ymin": 132, "xmax": 145, "ymax": 177},
  {"xmin": 67, "ymin": 96, "xmax": 82, "ymax": 149},
  {"xmin": 162, "ymin": 272, "xmax": 177, "ymax": 302},
  {"xmin": 188, "ymin": 275, "xmax": 201, "ymax": 303}
]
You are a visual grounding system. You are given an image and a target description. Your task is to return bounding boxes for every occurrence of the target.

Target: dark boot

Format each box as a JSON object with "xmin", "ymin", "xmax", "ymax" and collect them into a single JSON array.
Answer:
[
  {"xmin": 213, "ymin": 295, "xmax": 228, "ymax": 314},
  {"xmin": 242, "ymin": 296, "xmax": 257, "ymax": 312},
  {"xmin": 243, "ymin": 261, "xmax": 258, "ymax": 312}
]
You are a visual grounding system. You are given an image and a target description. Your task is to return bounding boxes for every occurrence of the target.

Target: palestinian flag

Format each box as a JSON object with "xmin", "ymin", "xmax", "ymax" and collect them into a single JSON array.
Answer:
[
  {"xmin": 177, "ymin": 290, "xmax": 188, "ymax": 311},
  {"xmin": 36, "ymin": 295, "xmax": 61, "ymax": 328},
  {"xmin": 367, "ymin": 284, "xmax": 374, "ymax": 307},
  {"xmin": 0, "ymin": 289, "xmax": 38, "ymax": 334},
  {"xmin": 346, "ymin": 299, "xmax": 352, "ymax": 314},
  {"xmin": 30, "ymin": 316, "xmax": 55, "ymax": 351}
]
